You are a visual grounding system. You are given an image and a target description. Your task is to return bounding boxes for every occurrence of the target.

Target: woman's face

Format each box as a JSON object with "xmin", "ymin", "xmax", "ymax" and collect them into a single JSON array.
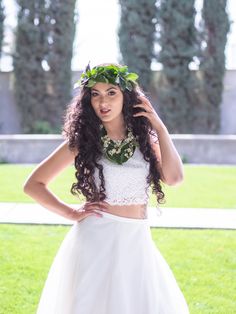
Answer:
[{"xmin": 90, "ymin": 82, "xmax": 124, "ymax": 123}]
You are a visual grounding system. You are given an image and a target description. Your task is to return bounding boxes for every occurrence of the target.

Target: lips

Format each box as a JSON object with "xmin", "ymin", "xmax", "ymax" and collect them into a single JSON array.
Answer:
[{"xmin": 100, "ymin": 109, "xmax": 111, "ymax": 115}]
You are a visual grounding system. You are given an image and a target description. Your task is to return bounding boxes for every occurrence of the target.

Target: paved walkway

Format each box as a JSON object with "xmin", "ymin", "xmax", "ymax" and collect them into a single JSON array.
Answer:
[{"xmin": 0, "ymin": 202, "xmax": 235, "ymax": 229}]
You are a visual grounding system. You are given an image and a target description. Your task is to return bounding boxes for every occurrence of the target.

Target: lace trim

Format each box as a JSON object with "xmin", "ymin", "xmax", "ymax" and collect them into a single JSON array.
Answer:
[{"xmin": 105, "ymin": 196, "xmax": 148, "ymax": 206}]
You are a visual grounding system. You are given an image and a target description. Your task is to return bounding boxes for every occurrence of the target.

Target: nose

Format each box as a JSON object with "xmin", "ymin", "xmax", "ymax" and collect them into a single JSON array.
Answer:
[{"xmin": 98, "ymin": 95, "xmax": 109, "ymax": 108}]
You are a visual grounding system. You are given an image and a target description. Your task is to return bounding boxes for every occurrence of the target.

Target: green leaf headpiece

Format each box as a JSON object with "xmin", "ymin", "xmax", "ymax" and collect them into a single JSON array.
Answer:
[{"xmin": 77, "ymin": 63, "xmax": 139, "ymax": 91}]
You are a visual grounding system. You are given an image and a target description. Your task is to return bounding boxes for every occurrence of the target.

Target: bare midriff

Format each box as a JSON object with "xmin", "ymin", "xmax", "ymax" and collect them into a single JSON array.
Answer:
[{"xmin": 102, "ymin": 203, "xmax": 147, "ymax": 219}]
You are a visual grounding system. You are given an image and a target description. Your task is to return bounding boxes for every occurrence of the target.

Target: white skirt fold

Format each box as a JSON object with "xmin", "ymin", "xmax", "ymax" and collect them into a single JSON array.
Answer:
[{"xmin": 37, "ymin": 211, "xmax": 189, "ymax": 314}]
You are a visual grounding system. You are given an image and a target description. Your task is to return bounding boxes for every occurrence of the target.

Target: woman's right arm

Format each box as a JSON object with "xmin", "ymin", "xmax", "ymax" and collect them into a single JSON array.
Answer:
[{"xmin": 23, "ymin": 140, "xmax": 103, "ymax": 221}]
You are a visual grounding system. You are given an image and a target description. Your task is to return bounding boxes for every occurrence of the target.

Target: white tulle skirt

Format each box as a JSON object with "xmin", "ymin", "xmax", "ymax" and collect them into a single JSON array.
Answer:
[{"xmin": 37, "ymin": 211, "xmax": 189, "ymax": 314}]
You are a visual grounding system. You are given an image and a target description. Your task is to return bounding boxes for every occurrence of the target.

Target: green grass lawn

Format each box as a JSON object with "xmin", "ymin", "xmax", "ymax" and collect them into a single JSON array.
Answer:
[
  {"xmin": 0, "ymin": 224, "xmax": 235, "ymax": 314},
  {"xmin": 0, "ymin": 164, "xmax": 236, "ymax": 208}
]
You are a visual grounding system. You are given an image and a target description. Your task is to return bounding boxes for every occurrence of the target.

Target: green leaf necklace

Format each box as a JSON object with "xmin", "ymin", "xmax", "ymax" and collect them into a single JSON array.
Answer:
[{"xmin": 100, "ymin": 127, "xmax": 138, "ymax": 165}]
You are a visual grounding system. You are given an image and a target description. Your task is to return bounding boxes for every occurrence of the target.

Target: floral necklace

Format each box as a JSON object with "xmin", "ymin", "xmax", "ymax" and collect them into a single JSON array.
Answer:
[{"xmin": 100, "ymin": 127, "xmax": 138, "ymax": 165}]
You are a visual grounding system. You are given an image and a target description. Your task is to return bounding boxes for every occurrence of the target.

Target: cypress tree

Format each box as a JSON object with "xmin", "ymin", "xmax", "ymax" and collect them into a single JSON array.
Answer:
[
  {"xmin": 199, "ymin": 0, "xmax": 230, "ymax": 133},
  {"xmin": 14, "ymin": 0, "xmax": 49, "ymax": 133},
  {"xmin": 13, "ymin": 0, "xmax": 76, "ymax": 133},
  {"xmin": 0, "ymin": 0, "xmax": 4, "ymax": 59},
  {"xmin": 118, "ymin": 0, "xmax": 157, "ymax": 91},
  {"xmin": 156, "ymin": 0, "xmax": 200, "ymax": 133},
  {"xmin": 46, "ymin": 0, "xmax": 76, "ymax": 129}
]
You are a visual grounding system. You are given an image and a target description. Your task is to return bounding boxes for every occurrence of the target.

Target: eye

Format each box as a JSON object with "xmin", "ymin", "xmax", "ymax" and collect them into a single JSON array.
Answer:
[
  {"xmin": 108, "ymin": 90, "xmax": 116, "ymax": 96},
  {"xmin": 91, "ymin": 91, "xmax": 99, "ymax": 97}
]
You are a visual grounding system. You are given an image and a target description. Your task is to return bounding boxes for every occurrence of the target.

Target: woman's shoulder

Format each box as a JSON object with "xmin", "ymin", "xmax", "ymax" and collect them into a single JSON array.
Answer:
[{"xmin": 60, "ymin": 137, "xmax": 79, "ymax": 157}]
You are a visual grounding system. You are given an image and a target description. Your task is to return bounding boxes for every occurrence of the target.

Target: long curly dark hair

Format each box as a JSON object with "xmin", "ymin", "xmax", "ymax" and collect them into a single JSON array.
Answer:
[{"xmin": 62, "ymin": 76, "xmax": 165, "ymax": 205}]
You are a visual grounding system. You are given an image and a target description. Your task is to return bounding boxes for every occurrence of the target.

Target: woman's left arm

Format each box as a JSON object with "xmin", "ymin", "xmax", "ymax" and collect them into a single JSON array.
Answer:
[{"xmin": 133, "ymin": 96, "xmax": 184, "ymax": 186}]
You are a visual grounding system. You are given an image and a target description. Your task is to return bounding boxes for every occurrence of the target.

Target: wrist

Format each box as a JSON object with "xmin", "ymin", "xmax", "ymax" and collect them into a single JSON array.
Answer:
[
  {"xmin": 154, "ymin": 122, "xmax": 168, "ymax": 135},
  {"xmin": 66, "ymin": 207, "xmax": 80, "ymax": 220},
  {"xmin": 56, "ymin": 200, "xmax": 81, "ymax": 220}
]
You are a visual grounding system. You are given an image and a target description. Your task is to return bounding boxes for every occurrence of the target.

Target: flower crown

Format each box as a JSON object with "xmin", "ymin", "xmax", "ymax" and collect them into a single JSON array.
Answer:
[{"xmin": 77, "ymin": 63, "xmax": 139, "ymax": 91}]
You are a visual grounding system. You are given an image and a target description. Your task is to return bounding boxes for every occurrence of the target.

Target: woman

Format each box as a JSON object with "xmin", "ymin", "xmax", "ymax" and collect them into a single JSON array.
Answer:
[{"xmin": 24, "ymin": 63, "xmax": 189, "ymax": 313}]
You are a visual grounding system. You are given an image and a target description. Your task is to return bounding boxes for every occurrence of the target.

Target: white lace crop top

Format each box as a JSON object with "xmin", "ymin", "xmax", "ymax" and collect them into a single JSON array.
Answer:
[{"xmin": 94, "ymin": 148, "xmax": 150, "ymax": 205}]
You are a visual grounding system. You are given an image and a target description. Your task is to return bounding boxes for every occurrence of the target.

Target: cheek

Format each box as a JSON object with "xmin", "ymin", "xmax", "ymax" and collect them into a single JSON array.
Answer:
[
  {"xmin": 115, "ymin": 95, "xmax": 124, "ymax": 111},
  {"xmin": 90, "ymin": 99, "xmax": 98, "ymax": 111},
  {"xmin": 117, "ymin": 102, "xmax": 123, "ymax": 112}
]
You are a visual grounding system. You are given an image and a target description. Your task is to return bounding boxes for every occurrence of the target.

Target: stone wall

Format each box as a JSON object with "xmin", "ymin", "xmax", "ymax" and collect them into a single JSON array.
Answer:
[
  {"xmin": 0, "ymin": 134, "xmax": 235, "ymax": 164},
  {"xmin": 220, "ymin": 70, "xmax": 236, "ymax": 134},
  {"xmin": 0, "ymin": 72, "xmax": 21, "ymax": 133}
]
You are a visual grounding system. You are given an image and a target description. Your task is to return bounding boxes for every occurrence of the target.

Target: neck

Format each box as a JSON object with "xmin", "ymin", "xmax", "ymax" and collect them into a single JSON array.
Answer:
[{"xmin": 102, "ymin": 116, "xmax": 126, "ymax": 141}]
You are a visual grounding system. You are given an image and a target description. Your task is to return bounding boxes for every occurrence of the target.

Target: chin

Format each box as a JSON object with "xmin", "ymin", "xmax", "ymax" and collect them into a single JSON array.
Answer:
[{"xmin": 99, "ymin": 115, "xmax": 115, "ymax": 123}]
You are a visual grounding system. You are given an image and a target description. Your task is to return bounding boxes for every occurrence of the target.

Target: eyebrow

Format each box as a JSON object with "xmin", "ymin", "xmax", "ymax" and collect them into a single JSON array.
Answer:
[{"xmin": 91, "ymin": 87, "xmax": 118, "ymax": 92}]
